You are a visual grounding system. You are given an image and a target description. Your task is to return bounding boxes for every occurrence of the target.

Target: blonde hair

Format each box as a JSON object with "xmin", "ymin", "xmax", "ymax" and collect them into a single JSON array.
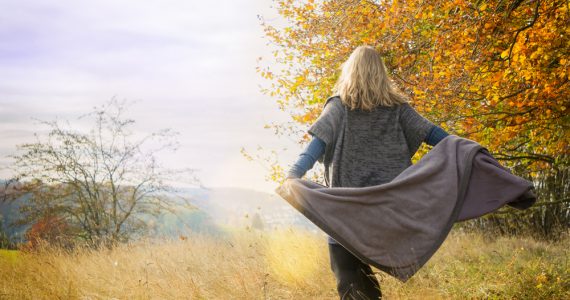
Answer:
[{"xmin": 333, "ymin": 46, "xmax": 408, "ymax": 110}]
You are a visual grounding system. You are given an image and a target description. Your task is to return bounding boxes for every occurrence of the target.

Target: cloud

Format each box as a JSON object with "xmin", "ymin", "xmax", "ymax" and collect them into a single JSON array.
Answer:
[{"xmin": 0, "ymin": 0, "xmax": 299, "ymax": 192}]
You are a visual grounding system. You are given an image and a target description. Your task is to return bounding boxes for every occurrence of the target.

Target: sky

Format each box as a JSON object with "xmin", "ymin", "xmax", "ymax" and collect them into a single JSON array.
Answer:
[{"xmin": 0, "ymin": 0, "xmax": 303, "ymax": 193}]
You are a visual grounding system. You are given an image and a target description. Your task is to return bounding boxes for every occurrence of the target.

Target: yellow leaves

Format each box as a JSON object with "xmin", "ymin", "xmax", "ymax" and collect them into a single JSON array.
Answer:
[
  {"xmin": 389, "ymin": 0, "xmax": 398, "ymax": 13},
  {"xmin": 292, "ymin": 107, "xmax": 320, "ymax": 125},
  {"xmin": 515, "ymin": 54, "xmax": 526, "ymax": 64},
  {"xmin": 413, "ymin": 87, "xmax": 426, "ymax": 96},
  {"xmin": 260, "ymin": 0, "xmax": 569, "ymax": 177},
  {"xmin": 522, "ymin": 71, "xmax": 533, "ymax": 81},
  {"xmin": 530, "ymin": 47, "xmax": 544, "ymax": 60},
  {"xmin": 489, "ymin": 94, "xmax": 500, "ymax": 106},
  {"xmin": 240, "ymin": 147, "xmax": 254, "ymax": 162},
  {"xmin": 543, "ymin": 84, "xmax": 553, "ymax": 94},
  {"xmin": 492, "ymin": 71, "xmax": 503, "ymax": 82},
  {"xmin": 269, "ymin": 164, "xmax": 285, "ymax": 184},
  {"xmin": 261, "ymin": 71, "xmax": 274, "ymax": 80},
  {"xmin": 536, "ymin": 272, "xmax": 548, "ymax": 289}
]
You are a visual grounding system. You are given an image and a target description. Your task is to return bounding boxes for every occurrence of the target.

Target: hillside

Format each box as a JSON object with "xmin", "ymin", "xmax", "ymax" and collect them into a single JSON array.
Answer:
[
  {"xmin": 181, "ymin": 187, "xmax": 313, "ymax": 228},
  {"xmin": 0, "ymin": 182, "xmax": 30, "ymax": 244},
  {"xmin": 0, "ymin": 183, "xmax": 315, "ymax": 242},
  {"xmin": 149, "ymin": 187, "xmax": 316, "ymax": 237}
]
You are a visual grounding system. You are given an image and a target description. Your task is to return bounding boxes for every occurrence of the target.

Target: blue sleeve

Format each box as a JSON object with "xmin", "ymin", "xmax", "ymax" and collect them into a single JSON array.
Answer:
[
  {"xmin": 425, "ymin": 125, "xmax": 449, "ymax": 146},
  {"xmin": 287, "ymin": 136, "xmax": 326, "ymax": 179}
]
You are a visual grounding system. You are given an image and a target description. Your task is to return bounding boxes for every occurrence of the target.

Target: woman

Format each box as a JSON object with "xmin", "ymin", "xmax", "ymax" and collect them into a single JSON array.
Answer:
[{"xmin": 286, "ymin": 46, "xmax": 449, "ymax": 299}]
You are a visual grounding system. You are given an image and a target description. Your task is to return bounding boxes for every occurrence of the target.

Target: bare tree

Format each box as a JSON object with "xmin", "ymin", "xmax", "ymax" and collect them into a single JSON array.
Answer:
[{"xmin": 8, "ymin": 100, "xmax": 197, "ymax": 247}]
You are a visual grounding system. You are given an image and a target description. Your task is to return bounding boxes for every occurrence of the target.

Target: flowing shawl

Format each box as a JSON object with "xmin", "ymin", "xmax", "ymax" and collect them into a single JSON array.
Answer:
[{"xmin": 276, "ymin": 135, "xmax": 536, "ymax": 281}]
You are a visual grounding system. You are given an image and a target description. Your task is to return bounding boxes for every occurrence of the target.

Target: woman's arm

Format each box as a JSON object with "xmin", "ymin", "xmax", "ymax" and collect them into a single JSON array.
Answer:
[
  {"xmin": 424, "ymin": 125, "xmax": 449, "ymax": 146},
  {"xmin": 287, "ymin": 136, "xmax": 326, "ymax": 179}
]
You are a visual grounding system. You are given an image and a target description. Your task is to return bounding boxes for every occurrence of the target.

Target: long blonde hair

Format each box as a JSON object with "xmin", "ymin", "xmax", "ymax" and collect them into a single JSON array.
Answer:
[{"xmin": 333, "ymin": 46, "xmax": 408, "ymax": 110}]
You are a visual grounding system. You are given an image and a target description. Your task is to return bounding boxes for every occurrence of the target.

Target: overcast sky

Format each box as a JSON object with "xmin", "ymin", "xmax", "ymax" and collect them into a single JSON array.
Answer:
[{"xmin": 0, "ymin": 0, "xmax": 302, "ymax": 193}]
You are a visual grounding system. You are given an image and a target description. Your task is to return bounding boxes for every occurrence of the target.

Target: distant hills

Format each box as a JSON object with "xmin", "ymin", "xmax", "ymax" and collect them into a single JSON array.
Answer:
[
  {"xmin": 0, "ymin": 183, "xmax": 317, "ymax": 243},
  {"xmin": 0, "ymin": 192, "xmax": 30, "ymax": 244},
  {"xmin": 148, "ymin": 187, "xmax": 317, "ymax": 237}
]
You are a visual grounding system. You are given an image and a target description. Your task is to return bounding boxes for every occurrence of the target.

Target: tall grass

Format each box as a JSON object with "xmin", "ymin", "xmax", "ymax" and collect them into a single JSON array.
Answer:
[{"xmin": 0, "ymin": 229, "xmax": 568, "ymax": 299}]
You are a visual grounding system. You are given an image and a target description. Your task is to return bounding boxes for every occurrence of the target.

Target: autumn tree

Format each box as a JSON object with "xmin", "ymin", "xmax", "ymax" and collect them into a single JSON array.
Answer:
[
  {"xmin": 21, "ymin": 215, "xmax": 73, "ymax": 251},
  {"xmin": 8, "ymin": 100, "xmax": 197, "ymax": 247},
  {"xmin": 257, "ymin": 0, "xmax": 569, "ymax": 236}
]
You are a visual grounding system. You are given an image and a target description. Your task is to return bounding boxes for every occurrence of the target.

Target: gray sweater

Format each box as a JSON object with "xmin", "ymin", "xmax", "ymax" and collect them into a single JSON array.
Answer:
[
  {"xmin": 309, "ymin": 96, "xmax": 435, "ymax": 188},
  {"xmin": 308, "ymin": 96, "xmax": 444, "ymax": 244}
]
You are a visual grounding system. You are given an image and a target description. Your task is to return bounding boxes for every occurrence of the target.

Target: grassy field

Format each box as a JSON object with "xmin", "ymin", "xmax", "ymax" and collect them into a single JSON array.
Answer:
[
  {"xmin": 0, "ymin": 249, "xmax": 19, "ymax": 264},
  {"xmin": 0, "ymin": 230, "xmax": 568, "ymax": 299}
]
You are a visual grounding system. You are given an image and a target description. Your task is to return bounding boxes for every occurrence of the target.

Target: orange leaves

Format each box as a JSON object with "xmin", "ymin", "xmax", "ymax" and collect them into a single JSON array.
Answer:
[
  {"xmin": 260, "ymin": 71, "xmax": 274, "ymax": 80},
  {"xmin": 292, "ymin": 105, "xmax": 321, "ymax": 125},
  {"xmin": 260, "ymin": 0, "xmax": 569, "ymax": 175}
]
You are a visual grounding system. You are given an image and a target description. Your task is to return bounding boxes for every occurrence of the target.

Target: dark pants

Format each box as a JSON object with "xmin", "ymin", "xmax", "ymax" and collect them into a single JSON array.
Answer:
[{"xmin": 328, "ymin": 242, "xmax": 382, "ymax": 299}]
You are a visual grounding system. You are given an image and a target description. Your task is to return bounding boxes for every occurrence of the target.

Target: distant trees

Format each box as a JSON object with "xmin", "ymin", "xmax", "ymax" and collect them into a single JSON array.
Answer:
[
  {"xmin": 21, "ymin": 215, "xmax": 73, "ymax": 251},
  {"xmin": 7, "ymin": 100, "xmax": 197, "ymax": 248},
  {"xmin": 0, "ymin": 180, "xmax": 25, "ymax": 249},
  {"xmin": 251, "ymin": 212, "xmax": 265, "ymax": 230},
  {"xmin": 0, "ymin": 220, "xmax": 14, "ymax": 249}
]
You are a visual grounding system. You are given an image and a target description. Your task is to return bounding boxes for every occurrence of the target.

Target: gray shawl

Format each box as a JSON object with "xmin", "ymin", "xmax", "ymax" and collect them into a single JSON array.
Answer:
[{"xmin": 276, "ymin": 135, "xmax": 536, "ymax": 282}]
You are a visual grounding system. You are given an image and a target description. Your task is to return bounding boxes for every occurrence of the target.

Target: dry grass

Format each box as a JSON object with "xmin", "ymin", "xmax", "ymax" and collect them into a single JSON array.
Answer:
[{"xmin": 0, "ymin": 229, "xmax": 568, "ymax": 299}]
